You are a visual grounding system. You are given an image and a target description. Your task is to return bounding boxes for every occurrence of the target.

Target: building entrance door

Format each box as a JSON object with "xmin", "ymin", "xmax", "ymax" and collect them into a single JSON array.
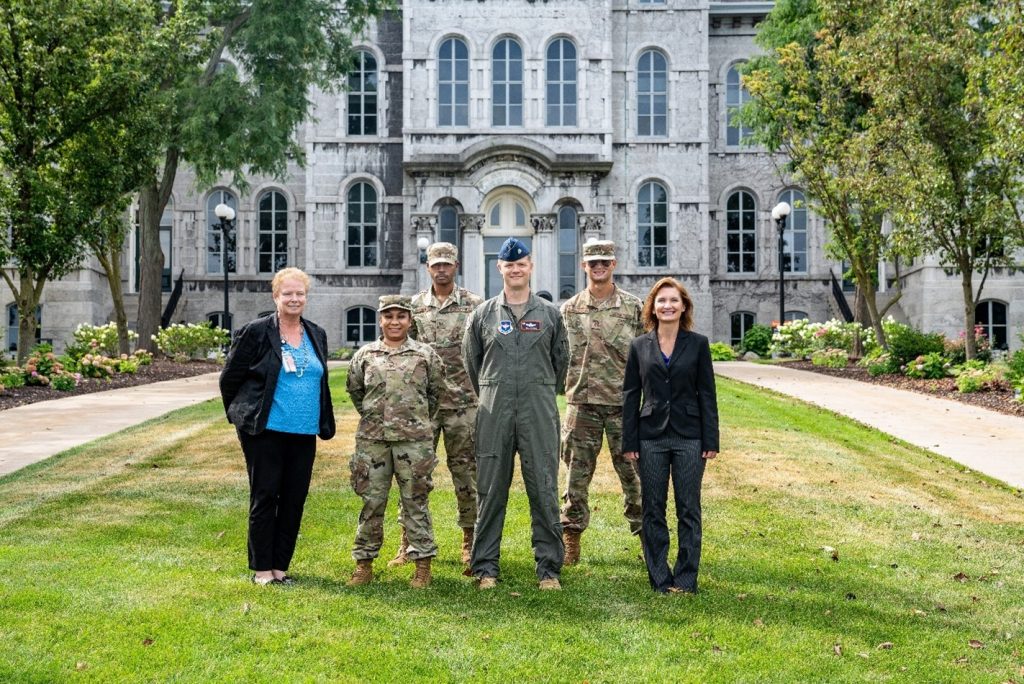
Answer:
[{"xmin": 481, "ymin": 188, "xmax": 534, "ymax": 298}]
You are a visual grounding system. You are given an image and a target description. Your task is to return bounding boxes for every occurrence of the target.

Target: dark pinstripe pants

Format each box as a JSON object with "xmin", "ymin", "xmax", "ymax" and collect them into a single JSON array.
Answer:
[{"xmin": 637, "ymin": 437, "xmax": 706, "ymax": 593}]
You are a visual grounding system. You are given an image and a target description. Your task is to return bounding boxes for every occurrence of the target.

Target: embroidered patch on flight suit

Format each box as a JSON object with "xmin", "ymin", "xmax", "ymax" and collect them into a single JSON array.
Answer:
[
  {"xmin": 498, "ymin": 320, "xmax": 514, "ymax": 335},
  {"xmin": 520, "ymin": 320, "xmax": 542, "ymax": 332}
]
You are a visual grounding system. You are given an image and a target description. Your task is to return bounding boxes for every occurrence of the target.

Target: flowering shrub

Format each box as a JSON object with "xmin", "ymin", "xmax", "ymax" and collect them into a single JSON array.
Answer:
[
  {"xmin": 885, "ymin": 321, "xmax": 946, "ymax": 367},
  {"xmin": 152, "ymin": 322, "xmax": 229, "ymax": 362},
  {"xmin": 740, "ymin": 324, "xmax": 773, "ymax": 356},
  {"xmin": 769, "ymin": 318, "xmax": 872, "ymax": 358},
  {"xmin": 65, "ymin": 323, "xmax": 138, "ymax": 359},
  {"xmin": 770, "ymin": 318, "xmax": 816, "ymax": 358},
  {"xmin": 955, "ymin": 367, "xmax": 995, "ymax": 393},
  {"xmin": 132, "ymin": 349, "xmax": 154, "ymax": 366},
  {"xmin": 1, "ymin": 368, "xmax": 27, "ymax": 389},
  {"xmin": 78, "ymin": 353, "xmax": 117, "ymax": 379},
  {"xmin": 709, "ymin": 342, "xmax": 737, "ymax": 361},
  {"xmin": 904, "ymin": 352, "xmax": 950, "ymax": 379},
  {"xmin": 23, "ymin": 345, "xmax": 79, "ymax": 388},
  {"xmin": 811, "ymin": 348, "xmax": 848, "ymax": 369},
  {"xmin": 860, "ymin": 352, "xmax": 898, "ymax": 377},
  {"xmin": 944, "ymin": 325, "xmax": 992, "ymax": 364},
  {"xmin": 50, "ymin": 373, "xmax": 78, "ymax": 392},
  {"xmin": 116, "ymin": 355, "xmax": 140, "ymax": 374}
]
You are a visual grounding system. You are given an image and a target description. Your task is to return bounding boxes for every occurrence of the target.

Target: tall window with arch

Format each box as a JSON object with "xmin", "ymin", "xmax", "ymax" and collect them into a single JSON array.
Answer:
[
  {"xmin": 558, "ymin": 205, "xmax": 579, "ymax": 299},
  {"xmin": 546, "ymin": 38, "xmax": 577, "ymax": 126},
  {"xmin": 258, "ymin": 190, "xmax": 288, "ymax": 273},
  {"xmin": 438, "ymin": 37, "xmax": 469, "ymax": 127},
  {"xmin": 493, "ymin": 37, "xmax": 523, "ymax": 126},
  {"xmin": 347, "ymin": 50, "xmax": 378, "ymax": 136},
  {"xmin": 730, "ymin": 312, "xmax": 755, "ymax": 347},
  {"xmin": 779, "ymin": 189, "xmax": 807, "ymax": 273},
  {"xmin": 726, "ymin": 190, "xmax": 756, "ymax": 273},
  {"xmin": 7, "ymin": 303, "xmax": 41, "ymax": 353},
  {"xmin": 438, "ymin": 205, "xmax": 460, "ymax": 247},
  {"xmin": 726, "ymin": 64, "xmax": 752, "ymax": 146},
  {"xmin": 347, "ymin": 182, "xmax": 378, "ymax": 267},
  {"xmin": 207, "ymin": 190, "xmax": 237, "ymax": 274},
  {"xmin": 637, "ymin": 50, "xmax": 668, "ymax": 136},
  {"xmin": 976, "ymin": 300, "xmax": 1008, "ymax": 350},
  {"xmin": 346, "ymin": 306, "xmax": 378, "ymax": 347},
  {"xmin": 638, "ymin": 181, "xmax": 668, "ymax": 267}
]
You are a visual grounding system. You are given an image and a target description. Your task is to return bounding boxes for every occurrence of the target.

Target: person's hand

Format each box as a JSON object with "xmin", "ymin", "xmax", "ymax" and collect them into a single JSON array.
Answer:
[
  {"xmin": 702, "ymin": 450, "xmax": 718, "ymax": 460},
  {"xmin": 624, "ymin": 451, "xmax": 639, "ymax": 462}
]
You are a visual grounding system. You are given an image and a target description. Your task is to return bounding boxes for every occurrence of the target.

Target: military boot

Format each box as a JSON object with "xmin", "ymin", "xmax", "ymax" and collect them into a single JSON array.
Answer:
[
  {"xmin": 460, "ymin": 527, "xmax": 474, "ymax": 565},
  {"xmin": 347, "ymin": 559, "xmax": 373, "ymax": 587},
  {"xmin": 410, "ymin": 557, "xmax": 432, "ymax": 589},
  {"xmin": 387, "ymin": 528, "xmax": 410, "ymax": 567},
  {"xmin": 563, "ymin": 530, "xmax": 581, "ymax": 565}
]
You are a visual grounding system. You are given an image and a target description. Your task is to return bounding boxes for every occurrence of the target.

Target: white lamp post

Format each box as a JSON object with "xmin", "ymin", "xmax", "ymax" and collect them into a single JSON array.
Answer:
[
  {"xmin": 771, "ymin": 201, "xmax": 792, "ymax": 326},
  {"xmin": 214, "ymin": 203, "xmax": 236, "ymax": 332}
]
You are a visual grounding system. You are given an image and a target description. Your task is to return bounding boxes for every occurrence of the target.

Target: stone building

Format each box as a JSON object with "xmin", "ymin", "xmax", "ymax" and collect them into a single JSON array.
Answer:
[{"xmin": 3, "ymin": 0, "xmax": 1021, "ymax": 355}]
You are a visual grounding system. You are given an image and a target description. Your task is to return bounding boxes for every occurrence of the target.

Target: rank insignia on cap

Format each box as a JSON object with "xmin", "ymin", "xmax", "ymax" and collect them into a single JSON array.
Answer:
[
  {"xmin": 498, "ymin": 320, "xmax": 513, "ymax": 335},
  {"xmin": 519, "ymin": 320, "xmax": 542, "ymax": 332}
]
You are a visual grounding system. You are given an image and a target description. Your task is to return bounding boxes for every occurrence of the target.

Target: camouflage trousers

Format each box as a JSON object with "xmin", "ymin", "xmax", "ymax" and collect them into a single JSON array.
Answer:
[
  {"xmin": 560, "ymin": 403, "xmax": 643, "ymax": 535},
  {"xmin": 396, "ymin": 406, "xmax": 478, "ymax": 529},
  {"xmin": 350, "ymin": 438, "xmax": 438, "ymax": 561}
]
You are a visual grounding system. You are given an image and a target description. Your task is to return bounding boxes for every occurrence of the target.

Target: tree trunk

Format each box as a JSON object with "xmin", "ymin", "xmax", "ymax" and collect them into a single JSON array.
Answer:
[
  {"xmin": 853, "ymin": 259, "xmax": 887, "ymax": 350},
  {"xmin": 136, "ymin": 183, "xmax": 165, "ymax": 352},
  {"xmin": 15, "ymin": 269, "xmax": 41, "ymax": 364},
  {"xmin": 852, "ymin": 284, "xmax": 867, "ymax": 359},
  {"xmin": 97, "ymin": 249, "xmax": 131, "ymax": 355},
  {"xmin": 960, "ymin": 268, "xmax": 976, "ymax": 361}
]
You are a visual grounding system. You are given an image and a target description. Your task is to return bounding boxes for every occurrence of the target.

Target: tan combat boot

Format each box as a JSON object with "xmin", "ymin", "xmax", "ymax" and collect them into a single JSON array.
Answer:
[
  {"xmin": 410, "ymin": 557, "xmax": 432, "ymax": 589},
  {"xmin": 460, "ymin": 527, "xmax": 474, "ymax": 565},
  {"xmin": 387, "ymin": 528, "xmax": 410, "ymax": 567},
  {"xmin": 347, "ymin": 559, "xmax": 373, "ymax": 587},
  {"xmin": 563, "ymin": 530, "xmax": 581, "ymax": 566}
]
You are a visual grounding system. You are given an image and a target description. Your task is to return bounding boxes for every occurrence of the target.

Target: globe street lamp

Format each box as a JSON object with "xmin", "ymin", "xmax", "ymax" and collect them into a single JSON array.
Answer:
[
  {"xmin": 772, "ymin": 201, "xmax": 792, "ymax": 327},
  {"xmin": 214, "ymin": 203, "xmax": 236, "ymax": 333},
  {"xmin": 417, "ymin": 235, "xmax": 430, "ymax": 264}
]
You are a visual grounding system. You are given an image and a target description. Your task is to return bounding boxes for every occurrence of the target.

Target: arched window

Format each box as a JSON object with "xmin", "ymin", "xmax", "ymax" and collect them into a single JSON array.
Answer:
[
  {"xmin": 348, "ymin": 50, "xmax": 378, "ymax": 136},
  {"xmin": 546, "ymin": 39, "xmax": 577, "ymax": 126},
  {"xmin": 346, "ymin": 306, "xmax": 378, "ymax": 347},
  {"xmin": 439, "ymin": 38, "xmax": 469, "ymax": 127},
  {"xmin": 558, "ymin": 205, "xmax": 578, "ymax": 299},
  {"xmin": 208, "ymin": 311, "xmax": 233, "ymax": 332},
  {"xmin": 347, "ymin": 183, "xmax": 378, "ymax": 267},
  {"xmin": 779, "ymin": 189, "xmax": 807, "ymax": 274},
  {"xmin": 726, "ymin": 65, "xmax": 752, "ymax": 146},
  {"xmin": 438, "ymin": 205, "xmax": 459, "ymax": 247},
  {"xmin": 976, "ymin": 300, "xmax": 1008, "ymax": 350},
  {"xmin": 483, "ymin": 189, "xmax": 534, "ymax": 298},
  {"xmin": 637, "ymin": 50, "xmax": 667, "ymax": 136},
  {"xmin": 207, "ymin": 190, "xmax": 237, "ymax": 274},
  {"xmin": 726, "ymin": 190, "xmax": 756, "ymax": 273},
  {"xmin": 492, "ymin": 37, "xmax": 523, "ymax": 126},
  {"xmin": 638, "ymin": 181, "xmax": 668, "ymax": 267},
  {"xmin": 731, "ymin": 312, "xmax": 755, "ymax": 347},
  {"xmin": 7, "ymin": 303, "xmax": 41, "ymax": 353},
  {"xmin": 258, "ymin": 190, "xmax": 288, "ymax": 273},
  {"xmin": 784, "ymin": 311, "xmax": 808, "ymax": 322}
]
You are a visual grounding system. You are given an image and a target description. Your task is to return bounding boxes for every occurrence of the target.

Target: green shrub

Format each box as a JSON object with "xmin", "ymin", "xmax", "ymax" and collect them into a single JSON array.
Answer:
[
  {"xmin": 330, "ymin": 347, "xmax": 356, "ymax": 360},
  {"xmin": 944, "ymin": 325, "xmax": 992, "ymax": 364},
  {"xmin": 152, "ymin": 322, "xmax": 229, "ymax": 362},
  {"xmin": 65, "ymin": 323, "xmax": 138, "ymax": 360},
  {"xmin": 50, "ymin": 373, "xmax": 78, "ymax": 392},
  {"xmin": 885, "ymin": 322, "xmax": 946, "ymax": 367},
  {"xmin": 1004, "ymin": 349, "xmax": 1024, "ymax": 387},
  {"xmin": 1, "ymin": 369, "xmax": 27, "ymax": 389},
  {"xmin": 23, "ymin": 346, "xmax": 78, "ymax": 387},
  {"xmin": 769, "ymin": 319, "xmax": 816, "ymax": 358},
  {"xmin": 132, "ymin": 349, "xmax": 154, "ymax": 366},
  {"xmin": 709, "ymin": 342, "xmax": 737, "ymax": 361},
  {"xmin": 904, "ymin": 352, "xmax": 950, "ymax": 379},
  {"xmin": 811, "ymin": 348, "xmax": 848, "ymax": 369},
  {"xmin": 956, "ymin": 367, "xmax": 994, "ymax": 393},
  {"xmin": 860, "ymin": 351, "xmax": 898, "ymax": 376},
  {"xmin": 116, "ymin": 355, "xmax": 140, "ymax": 374},
  {"xmin": 77, "ymin": 354, "xmax": 117, "ymax": 379},
  {"xmin": 740, "ymin": 324, "xmax": 773, "ymax": 356}
]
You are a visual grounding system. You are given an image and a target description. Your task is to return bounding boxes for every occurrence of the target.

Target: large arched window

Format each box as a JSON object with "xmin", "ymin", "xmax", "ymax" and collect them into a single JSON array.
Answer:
[
  {"xmin": 779, "ymin": 189, "xmax": 807, "ymax": 274},
  {"xmin": 438, "ymin": 38, "xmax": 469, "ymax": 127},
  {"xmin": 347, "ymin": 182, "xmax": 378, "ymax": 267},
  {"xmin": 726, "ymin": 64, "xmax": 752, "ymax": 146},
  {"xmin": 546, "ymin": 39, "xmax": 577, "ymax": 126},
  {"xmin": 438, "ymin": 205, "xmax": 459, "ymax": 247},
  {"xmin": 976, "ymin": 300, "xmax": 1008, "ymax": 350},
  {"xmin": 731, "ymin": 311, "xmax": 755, "ymax": 347},
  {"xmin": 207, "ymin": 190, "xmax": 237, "ymax": 274},
  {"xmin": 7, "ymin": 303, "xmax": 41, "ymax": 353},
  {"xmin": 726, "ymin": 190, "xmax": 756, "ymax": 273},
  {"xmin": 346, "ymin": 306, "xmax": 378, "ymax": 347},
  {"xmin": 483, "ymin": 189, "xmax": 534, "ymax": 298},
  {"xmin": 258, "ymin": 190, "xmax": 288, "ymax": 273},
  {"xmin": 558, "ymin": 205, "xmax": 578, "ymax": 299},
  {"xmin": 637, "ymin": 50, "xmax": 667, "ymax": 137},
  {"xmin": 347, "ymin": 50, "xmax": 378, "ymax": 136},
  {"xmin": 638, "ymin": 181, "xmax": 668, "ymax": 267},
  {"xmin": 785, "ymin": 311, "xmax": 808, "ymax": 322},
  {"xmin": 492, "ymin": 37, "xmax": 523, "ymax": 126}
]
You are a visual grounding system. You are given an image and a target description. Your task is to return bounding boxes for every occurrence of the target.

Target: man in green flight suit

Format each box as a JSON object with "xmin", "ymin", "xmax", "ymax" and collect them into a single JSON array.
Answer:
[{"xmin": 462, "ymin": 237, "xmax": 569, "ymax": 590}]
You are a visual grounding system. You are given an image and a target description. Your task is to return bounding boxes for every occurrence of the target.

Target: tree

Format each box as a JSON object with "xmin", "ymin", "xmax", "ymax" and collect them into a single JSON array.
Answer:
[
  {"xmin": 0, "ymin": 0, "xmax": 159, "ymax": 362},
  {"xmin": 134, "ymin": 0, "xmax": 390, "ymax": 350}
]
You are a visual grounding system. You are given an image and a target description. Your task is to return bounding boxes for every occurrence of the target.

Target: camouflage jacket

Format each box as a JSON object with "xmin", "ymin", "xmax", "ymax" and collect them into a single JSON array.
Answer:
[
  {"xmin": 411, "ymin": 286, "xmax": 483, "ymax": 409},
  {"xmin": 561, "ymin": 285, "xmax": 644, "ymax": 405},
  {"xmin": 346, "ymin": 337, "xmax": 444, "ymax": 442}
]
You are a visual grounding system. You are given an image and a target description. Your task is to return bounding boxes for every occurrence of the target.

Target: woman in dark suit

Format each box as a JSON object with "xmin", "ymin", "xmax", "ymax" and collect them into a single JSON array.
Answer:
[
  {"xmin": 220, "ymin": 267, "xmax": 335, "ymax": 586},
  {"xmin": 622, "ymin": 277, "xmax": 719, "ymax": 594}
]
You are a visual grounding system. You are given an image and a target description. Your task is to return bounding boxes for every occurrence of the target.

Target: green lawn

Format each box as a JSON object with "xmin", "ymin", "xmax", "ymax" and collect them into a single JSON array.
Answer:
[{"xmin": 0, "ymin": 370, "xmax": 1021, "ymax": 682}]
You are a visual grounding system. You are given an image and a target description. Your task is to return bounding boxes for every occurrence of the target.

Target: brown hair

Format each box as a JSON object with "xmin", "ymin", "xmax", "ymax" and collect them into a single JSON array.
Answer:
[{"xmin": 641, "ymin": 277, "xmax": 695, "ymax": 332}]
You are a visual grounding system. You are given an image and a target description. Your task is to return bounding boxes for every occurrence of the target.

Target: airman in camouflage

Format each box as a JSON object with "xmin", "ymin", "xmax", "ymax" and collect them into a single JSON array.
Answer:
[
  {"xmin": 345, "ymin": 295, "xmax": 445, "ymax": 589},
  {"xmin": 560, "ymin": 240, "xmax": 645, "ymax": 564}
]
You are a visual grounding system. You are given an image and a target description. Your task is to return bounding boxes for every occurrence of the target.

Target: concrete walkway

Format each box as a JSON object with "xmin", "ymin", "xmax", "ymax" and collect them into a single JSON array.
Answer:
[{"xmin": 715, "ymin": 361, "xmax": 1024, "ymax": 489}]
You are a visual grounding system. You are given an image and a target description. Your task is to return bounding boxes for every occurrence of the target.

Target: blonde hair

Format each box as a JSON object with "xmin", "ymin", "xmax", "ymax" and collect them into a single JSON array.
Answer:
[{"xmin": 271, "ymin": 267, "xmax": 311, "ymax": 296}]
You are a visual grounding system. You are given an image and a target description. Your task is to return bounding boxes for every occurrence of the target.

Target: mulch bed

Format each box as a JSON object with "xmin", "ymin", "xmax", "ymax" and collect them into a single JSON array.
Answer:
[
  {"xmin": 785, "ymin": 360, "xmax": 1024, "ymax": 419},
  {"xmin": 0, "ymin": 360, "xmax": 220, "ymax": 412}
]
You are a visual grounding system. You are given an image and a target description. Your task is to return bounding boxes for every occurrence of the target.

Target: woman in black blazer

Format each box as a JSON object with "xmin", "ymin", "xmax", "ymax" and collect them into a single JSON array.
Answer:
[{"xmin": 623, "ymin": 277, "xmax": 719, "ymax": 594}]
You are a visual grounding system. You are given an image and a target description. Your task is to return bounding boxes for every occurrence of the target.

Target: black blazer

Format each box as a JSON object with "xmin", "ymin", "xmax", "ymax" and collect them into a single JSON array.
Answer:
[
  {"xmin": 219, "ymin": 313, "xmax": 336, "ymax": 440},
  {"xmin": 622, "ymin": 329, "xmax": 719, "ymax": 453}
]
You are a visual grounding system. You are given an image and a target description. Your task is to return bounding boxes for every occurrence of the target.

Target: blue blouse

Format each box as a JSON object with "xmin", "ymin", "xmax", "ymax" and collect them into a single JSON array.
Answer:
[{"xmin": 266, "ymin": 331, "xmax": 324, "ymax": 435}]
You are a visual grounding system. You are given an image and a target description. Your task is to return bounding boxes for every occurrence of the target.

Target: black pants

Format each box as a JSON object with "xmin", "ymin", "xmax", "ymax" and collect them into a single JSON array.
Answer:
[
  {"xmin": 637, "ymin": 437, "xmax": 706, "ymax": 593},
  {"xmin": 238, "ymin": 429, "xmax": 317, "ymax": 571}
]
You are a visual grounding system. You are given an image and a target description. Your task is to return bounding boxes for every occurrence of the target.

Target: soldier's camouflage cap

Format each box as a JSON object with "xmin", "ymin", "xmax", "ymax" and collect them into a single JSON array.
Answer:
[
  {"xmin": 427, "ymin": 242, "xmax": 458, "ymax": 266},
  {"xmin": 377, "ymin": 295, "xmax": 414, "ymax": 313},
  {"xmin": 582, "ymin": 239, "xmax": 616, "ymax": 261}
]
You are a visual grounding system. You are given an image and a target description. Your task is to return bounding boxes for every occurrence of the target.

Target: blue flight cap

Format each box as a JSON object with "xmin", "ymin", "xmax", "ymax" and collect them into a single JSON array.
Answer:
[{"xmin": 497, "ymin": 237, "xmax": 530, "ymax": 261}]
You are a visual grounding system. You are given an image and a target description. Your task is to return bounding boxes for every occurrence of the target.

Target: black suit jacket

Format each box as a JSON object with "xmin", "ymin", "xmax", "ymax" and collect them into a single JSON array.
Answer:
[
  {"xmin": 219, "ymin": 313, "xmax": 336, "ymax": 440},
  {"xmin": 622, "ymin": 329, "xmax": 719, "ymax": 453}
]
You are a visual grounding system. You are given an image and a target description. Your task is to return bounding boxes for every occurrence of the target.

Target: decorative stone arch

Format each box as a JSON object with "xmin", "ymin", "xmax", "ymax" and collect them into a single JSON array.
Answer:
[
  {"xmin": 483, "ymin": 30, "xmax": 531, "ymax": 59},
  {"xmin": 540, "ymin": 32, "xmax": 583, "ymax": 61}
]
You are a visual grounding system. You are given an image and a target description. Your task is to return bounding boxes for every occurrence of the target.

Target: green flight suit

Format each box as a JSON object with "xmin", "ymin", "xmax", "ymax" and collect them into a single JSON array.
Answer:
[{"xmin": 462, "ymin": 292, "xmax": 569, "ymax": 580}]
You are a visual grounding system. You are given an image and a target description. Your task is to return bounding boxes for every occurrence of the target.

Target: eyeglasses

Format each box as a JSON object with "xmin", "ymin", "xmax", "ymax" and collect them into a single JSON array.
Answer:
[{"xmin": 587, "ymin": 259, "xmax": 612, "ymax": 268}]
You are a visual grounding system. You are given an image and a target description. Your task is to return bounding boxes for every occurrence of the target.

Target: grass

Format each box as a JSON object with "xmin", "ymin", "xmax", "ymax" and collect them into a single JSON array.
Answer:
[{"xmin": 1, "ymin": 370, "xmax": 1022, "ymax": 682}]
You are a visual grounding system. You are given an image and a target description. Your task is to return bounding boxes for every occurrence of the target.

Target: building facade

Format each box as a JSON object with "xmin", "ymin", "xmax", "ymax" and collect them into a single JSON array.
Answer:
[{"xmin": 4, "ymin": 0, "xmax": 1021, "ymax": 354}]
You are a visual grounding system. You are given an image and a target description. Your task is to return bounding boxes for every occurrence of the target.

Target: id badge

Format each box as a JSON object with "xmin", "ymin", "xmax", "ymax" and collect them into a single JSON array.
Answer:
[{"xmin": 282, "ymin": 350, "xmax": 297, "ymax": 373}]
